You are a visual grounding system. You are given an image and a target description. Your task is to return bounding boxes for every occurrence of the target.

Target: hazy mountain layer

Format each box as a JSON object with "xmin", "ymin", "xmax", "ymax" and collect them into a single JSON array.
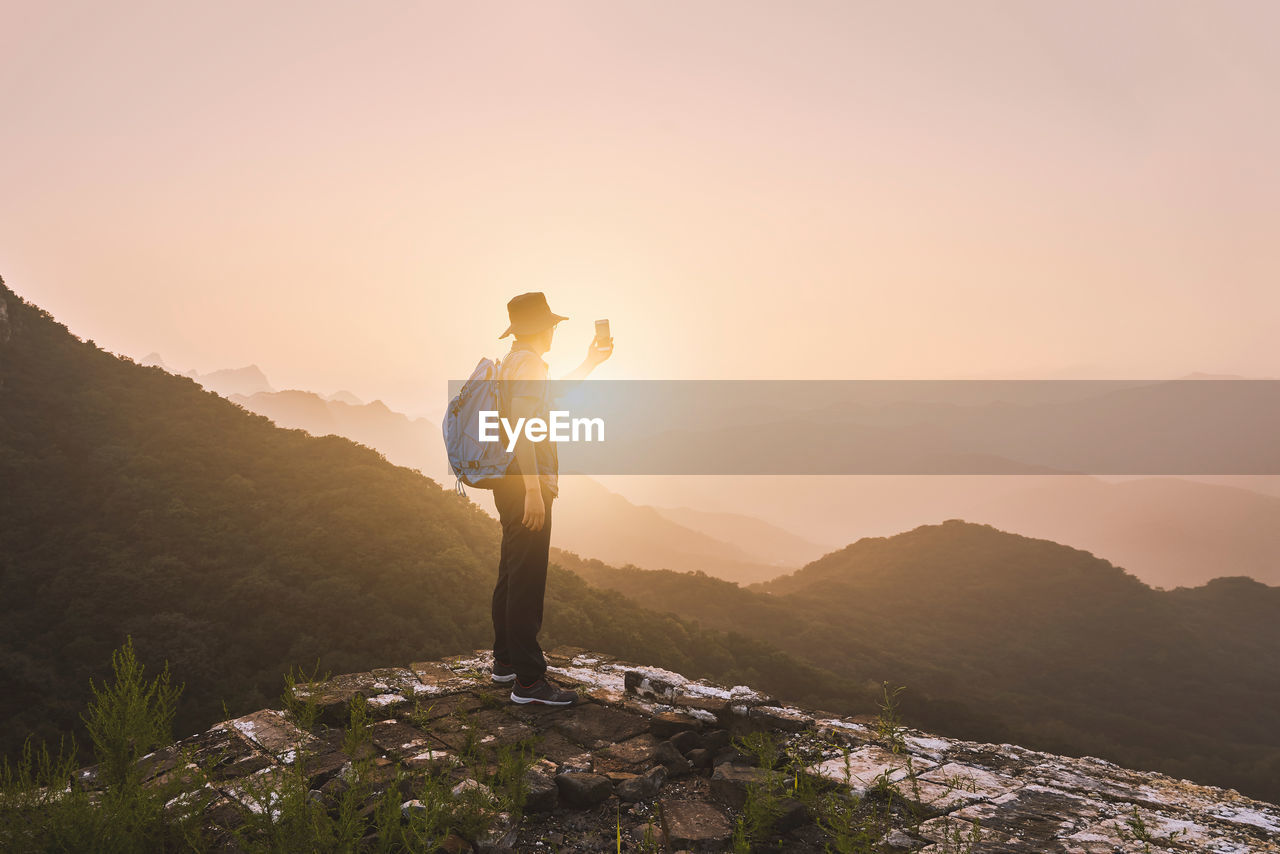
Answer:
[{"xmin": 595, "ymin": 473, "xmax": 1280, "ymax": 588}]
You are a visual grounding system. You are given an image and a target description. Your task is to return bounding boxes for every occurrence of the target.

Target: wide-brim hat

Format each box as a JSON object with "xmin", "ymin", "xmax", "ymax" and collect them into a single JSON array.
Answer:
[{"xmin": 500, "ymin": 291, "xmax": 569, "ymax": 338}]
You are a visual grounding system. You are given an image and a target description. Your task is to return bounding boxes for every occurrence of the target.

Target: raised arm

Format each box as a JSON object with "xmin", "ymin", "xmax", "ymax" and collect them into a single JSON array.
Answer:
[{"xmin": 558, "ymin": 335, "xmax": 614, "ymax": 387}]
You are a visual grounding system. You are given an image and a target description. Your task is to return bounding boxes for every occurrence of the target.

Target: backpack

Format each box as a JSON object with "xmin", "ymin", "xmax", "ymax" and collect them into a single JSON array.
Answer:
[{"xmin": 442, "ymin": 357, "xmax": 514, "ymax": 494}]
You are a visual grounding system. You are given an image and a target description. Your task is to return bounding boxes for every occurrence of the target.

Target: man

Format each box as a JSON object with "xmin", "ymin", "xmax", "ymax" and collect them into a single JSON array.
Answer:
[{"xmin": 489, "ymin": 292, "xmax": 612, "ymax": 705}]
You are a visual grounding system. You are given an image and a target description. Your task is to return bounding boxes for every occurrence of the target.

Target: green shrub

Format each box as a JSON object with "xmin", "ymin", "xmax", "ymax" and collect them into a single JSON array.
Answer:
[{"xmin": 1, "ymin": 638, "xmax": 201, "ymax": 853}]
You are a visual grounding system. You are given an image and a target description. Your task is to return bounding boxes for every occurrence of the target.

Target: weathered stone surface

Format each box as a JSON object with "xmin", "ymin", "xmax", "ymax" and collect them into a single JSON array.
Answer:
[
  {"xmin": 220, "ymin": 765, "xmax": 291, "ymax": 815},
  {"xmin": 80, "ymin": 646, "xmax": 1280, "ymax": 854},
  {"xmin": 523, "ymin": 758, "xmax": 559, "ymax": 813},
  {"xmin": 881, "ymin": 828, "xmax": 917, "ymax": 849},
  {"xmin": 203, "ymin": 793, "xmax": 250, "ymax": 831},
  {"xmin": 187, "ymin": 724, "xmax": 273, "ymax": 781},
  {"xmin": 687, "ymin": 747, "xmax": 713, "ymax": 769},
  {"xmin": 481, "ymin": 726, "xmax": 573, "ymax": 769},
  {"xmin": 596, "ymin": 732, "xmax": 662, "ymax": 770},
  {"xmin": 551, "ymin": 702, "xmax": 649, "ymax": 749},
  {"xmin": 544, "ymin": 646, "xmax": 594, "ymax": 668},
  {"xmin": 660, "ymin": 798, "xmax": 734, "ymax": 850},
  {"xmin": 299, "ymin": 747, "xmax": 350, "ymax": 788},
  {"xmin": 654, "ymin": 740, "xmax": 695, "ymax": 776},
  {"xmin": 139, "ymin": 748, "xmax": 194, "ymax": 789},
  {"xmin": 363, "ymin": 755, "xmax": 401, "ymax": 790},
  {"xmin": 295, "ymin": 670, "xmax": 424, "ymax": 724},
  {"xmin": 224, "ymin": 709, "xmax": 314, "ymax": 756},
  {"xmin": 627, "ymin": 819, "xmax": 664, "ymax": 849},
  {"xmin": 620, "ymin": 664, "xmax": 773, "ymax": 715},
  {"xmin": 771, "ymin": 797, "xmax": 808, "ymax": 834},
  {"xmin": 581, "ymin": 683, "xmax": 626, "ymax": 706},
  {"xmin": 702, "ymin": 729, "xmax": 732, "ymax": 752},
  {"xmin": 402, "ymin": 746, "xmax": 459, "ymax": 773},
  {"xmin": 709, "ymin": 763, "xmax": 771, "ymax": 809},
  {"xmin": 406, "ymin": 660, "xmax": 473, "ymax": 693},
  {"xmin": 554, "ymin": 749, "xmax": 594, "ymax": 774},
  {"xmin": 555, "ymin": 772, "xmax": 613, "ymax": 807},
  {"xmin": 474, "ymin": 809, "xmax": 517, "ymax": 852},
  {"xmin": 451, "ymin": 776, "xmax": 494, "ymax": 801},
  {"xmin": 806, "ymin": 744, "xmax": 937, "ymax": 795},
  {"xmin": 711, "ymin": 745, "xmax": 750, "ymax": 767},
  {"xmin": 429, "ymin": 708, "xmax": 535, "ymax": 753},
  {"xmin": 624, "ymin": 669, "xmax": 683, "ymax": 703},
  {"xmin": 651, "ymin": 710, "xmax": 703, "ymax": 738},
  {"xmin": 369, "ymin": 719, "xmax": 437, "ymax": 760},
  {"xmin": 408, "ymin": 690, "xmax": 488, "ymax": 721},
  {"xmin": 904, "ymin": 760, "xmax": 1023, "ymax": 812},
  {"xmin": 748, "ymin": 704, "xmax": 814, "ymax": 732},
  {"xmin": 615, "ymin": 764, "xmax": 667, "ymax": 802},
  {"xmin": 679, "ymin": 694, "xmax": 732, "ymax": 719},
  {"xmin": 669, "ymin": 729, "xmax": 703, "ymax": 755}
]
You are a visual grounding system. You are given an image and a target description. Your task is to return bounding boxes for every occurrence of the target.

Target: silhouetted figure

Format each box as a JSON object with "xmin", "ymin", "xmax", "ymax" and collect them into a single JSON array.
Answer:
[{"xmin": 489, "ymin": 292, "xmax": 612, "ymax": 705}]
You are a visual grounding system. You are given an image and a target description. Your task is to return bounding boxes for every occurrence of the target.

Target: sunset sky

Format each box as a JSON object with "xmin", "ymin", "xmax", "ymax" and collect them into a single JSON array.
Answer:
[{"xmin": 3, "ymin": 1, "xmax": 1278, "ymax": 417}]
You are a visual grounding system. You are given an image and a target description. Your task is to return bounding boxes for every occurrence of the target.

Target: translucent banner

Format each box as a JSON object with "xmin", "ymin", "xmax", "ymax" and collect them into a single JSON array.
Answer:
[{"xmin": 445, "ymin": 379, "xmax": 1280, "ymax": 475}]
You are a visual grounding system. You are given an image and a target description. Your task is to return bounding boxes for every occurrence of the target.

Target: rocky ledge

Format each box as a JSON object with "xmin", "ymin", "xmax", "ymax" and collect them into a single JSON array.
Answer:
[{"xmin": 108, "ymin": 646, "xmax": 1279, "ymax": 852}]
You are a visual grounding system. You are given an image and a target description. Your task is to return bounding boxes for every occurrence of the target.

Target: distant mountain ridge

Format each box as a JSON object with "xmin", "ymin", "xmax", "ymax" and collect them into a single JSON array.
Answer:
[
  {"xmin": 229, "ymin": 388, "xmax": 445, "ymax": 479},
  {"xmin": 186, "ymin": 363, "xmax": 274, "ymax": 397},
  {"xmin": 653, "ymin": 504, "xmax": 831, "ymax": 568},
  {"xmin": 962, "ymin": 475, "xmax": 1280, "ymax": 588},
  {"xmin": 324, "ymin": 389, "xmax": 363, "ymax": 405},
  {"xmin": 551, "ymin": 477, "xmax": 815, "ymax": 585}
]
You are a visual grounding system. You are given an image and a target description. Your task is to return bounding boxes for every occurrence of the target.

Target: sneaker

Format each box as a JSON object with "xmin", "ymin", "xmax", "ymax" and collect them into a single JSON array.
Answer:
[
  {"xmin": 490, "ymin": 659, "xmax": 517, "ymax": 683},
  {"xmin": 510, "ymin": 675, "xmax": 578, "ymax": 706}
]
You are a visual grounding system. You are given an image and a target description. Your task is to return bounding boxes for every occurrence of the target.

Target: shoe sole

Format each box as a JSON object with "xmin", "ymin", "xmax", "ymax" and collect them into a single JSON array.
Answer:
[
  {"xmin": 491, "ymin": 672, "xmax": 516, "ymax": 683},
  {"xmin": 509, "ymin": 691, "xmax": 575, "ymax": 706}
]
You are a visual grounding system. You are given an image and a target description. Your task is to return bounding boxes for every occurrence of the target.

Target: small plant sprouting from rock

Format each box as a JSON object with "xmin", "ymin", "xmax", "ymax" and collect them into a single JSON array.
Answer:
[
  {"xmin": 280, "ymin": 660, "xmax": 328, "ymax": 731},
  {"xmin": 875, "ymin": 682, "xmax": 907, "ymax": 754},
  {"xmin": 407, "ymin": 697, "xmax": 439, "ymax": 731},
  {"xmin": 1116, "ymin": 803, "xmax": 1187, "ymax": 852},
  {"xmin": 741, "ymin": 732, "xmax": 785, "ymax": 847},
  {"xmin": 619, "ymin": 800, "xmax": 660, "ymax": 854},
  {"xmin": 492, "ymin": 737, "xmax": 538, "ymax": 814}
]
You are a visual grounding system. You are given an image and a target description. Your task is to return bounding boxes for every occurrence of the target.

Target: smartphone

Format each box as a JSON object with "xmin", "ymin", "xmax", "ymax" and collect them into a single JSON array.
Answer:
[{"xmin": 594, "ymin": 318, "xmax": 611, "ymax": 346}]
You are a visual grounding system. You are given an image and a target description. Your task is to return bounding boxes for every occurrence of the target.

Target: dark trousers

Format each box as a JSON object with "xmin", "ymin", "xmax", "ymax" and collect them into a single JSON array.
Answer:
[{"xmin": 491, "ymin": 474, "xmax": 554, "ymax": 684}]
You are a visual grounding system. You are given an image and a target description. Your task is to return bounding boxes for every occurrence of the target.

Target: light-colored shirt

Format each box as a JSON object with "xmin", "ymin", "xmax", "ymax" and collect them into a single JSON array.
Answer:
[{"xmin": 498, "ymin": 340, "xmax": 558, "ymax": 498}]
